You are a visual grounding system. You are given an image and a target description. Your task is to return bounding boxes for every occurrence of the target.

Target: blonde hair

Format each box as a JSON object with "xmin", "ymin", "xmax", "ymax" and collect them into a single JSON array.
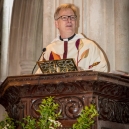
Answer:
[{"xmin": 54, "ymin": 3, "xmax": 77, "ymax": 20}]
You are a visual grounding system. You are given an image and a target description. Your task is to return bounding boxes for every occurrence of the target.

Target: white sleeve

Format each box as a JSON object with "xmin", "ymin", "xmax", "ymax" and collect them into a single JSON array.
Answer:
[{"xmin": 89, "ymin": 43, "xmax": 108, "ymax": 72}]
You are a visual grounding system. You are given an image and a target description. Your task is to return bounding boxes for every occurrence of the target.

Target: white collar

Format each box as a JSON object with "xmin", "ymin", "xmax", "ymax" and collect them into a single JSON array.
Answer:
[{"xmin": 51, "ymin": 33, "xmax": 85, "ymax": 43}]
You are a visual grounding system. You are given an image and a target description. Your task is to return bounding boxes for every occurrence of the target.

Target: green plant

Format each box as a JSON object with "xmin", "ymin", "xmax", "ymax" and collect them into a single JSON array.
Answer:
[
  {"xmin": 36, "ymin": 96, "xmax": 62, "ymax": 129},
  {"xmin": 72, "ymin": 104, "xmax": 98, "ymax": 129},
  {"xmin": 18, "ymin": 116, "xmax": 36, "ymax": 129},
  {"xmin": 0, "ymin": 97, "xmax": 98, "ymax": 129},
  {"xmin": 18, "ymin": 96, "xmax": 62, "ymax": 129},
  {"xmin": 0, "ymin": 116, "xmax": 15, "ymax": 129}
]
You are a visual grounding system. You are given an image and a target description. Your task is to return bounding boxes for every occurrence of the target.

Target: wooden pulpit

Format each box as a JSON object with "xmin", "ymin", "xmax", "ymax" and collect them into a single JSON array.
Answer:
[{"xmin": 0, "ymin": 71, "xmax": 129, "ymax": 129}]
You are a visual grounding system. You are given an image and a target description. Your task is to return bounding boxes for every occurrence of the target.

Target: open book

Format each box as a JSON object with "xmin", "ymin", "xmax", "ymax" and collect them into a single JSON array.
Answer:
[{"xmin": 37, "ymin": 58, "xmax": 78, "ymax": 74}]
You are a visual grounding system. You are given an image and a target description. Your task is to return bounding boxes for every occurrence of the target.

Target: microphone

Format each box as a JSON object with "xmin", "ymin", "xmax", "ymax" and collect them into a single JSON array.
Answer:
[
  {"xmin": 31, "ymin": 48, "xmax": 46, "ymax": 74},
  {"xmin": 42, "ymin": 48, "xmax": 46, "ymax": 61}
]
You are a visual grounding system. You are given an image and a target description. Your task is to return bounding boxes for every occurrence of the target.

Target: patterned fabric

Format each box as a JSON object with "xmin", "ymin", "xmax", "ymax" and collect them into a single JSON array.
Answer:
[
  {"xmin": 49, "ymin": 51, "xmax": 61, "ymax": 60},
  {"xmin": 36, "ymin": 34, "xmax": 108, "ymax": 74}
]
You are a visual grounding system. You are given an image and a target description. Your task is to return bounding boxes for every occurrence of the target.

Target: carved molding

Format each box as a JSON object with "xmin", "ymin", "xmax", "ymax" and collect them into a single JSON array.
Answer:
[
  {"xmin": 93, "ymin": 81, "xmax": 129, "ymax": 100},
  {"xmin": 98, "ymin": 96, "xmax": 129, "ymax": 123},
  {"xmin": 31, "ymin": 96, "xmax": 85, "ymax": 119}
]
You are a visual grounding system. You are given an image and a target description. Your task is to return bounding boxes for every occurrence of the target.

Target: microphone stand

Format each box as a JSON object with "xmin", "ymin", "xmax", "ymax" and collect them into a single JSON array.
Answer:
[{"xmin": 31, "ymin": 48, "xmax": 46, "ymax": 74}]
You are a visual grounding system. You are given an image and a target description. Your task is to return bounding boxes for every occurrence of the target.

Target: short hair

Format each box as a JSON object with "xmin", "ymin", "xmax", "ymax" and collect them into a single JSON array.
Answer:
[{"xmin": 54, "ymin": 3, "xmax": 77, "ymax": 20}]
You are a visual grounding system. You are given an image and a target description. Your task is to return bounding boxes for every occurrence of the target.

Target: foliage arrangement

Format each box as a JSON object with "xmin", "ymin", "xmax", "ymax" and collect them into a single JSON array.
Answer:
[
  {"xmin": 72, "ymin": 104, "xmax": 98, "ymax": 129},
  {"xmin": 0, "ymin": 96, "xmax": 98, "ymax": 129},
  {"xmin": 0, "ymin": 116, "xmax": 15, "ymax": 129},
  {"xmin": 18, "ymin": 96, "xmax": 62, "ymax": 129}
]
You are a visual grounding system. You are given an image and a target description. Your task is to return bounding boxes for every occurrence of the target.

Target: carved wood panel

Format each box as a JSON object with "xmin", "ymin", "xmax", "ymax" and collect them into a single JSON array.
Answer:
[
  {"xmin": 18, "ymin": 95, "xmax": 97, "ymax": 128},
  {"xmin": 0, "ymin": 71, "xmax": 129, "ymax": 129}
]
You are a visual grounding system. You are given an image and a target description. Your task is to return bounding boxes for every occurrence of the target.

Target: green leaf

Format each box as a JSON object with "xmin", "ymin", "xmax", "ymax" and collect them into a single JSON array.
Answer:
[{"xmin": 72, "ymin": 104, "xmax": 98, "ymax": 129}]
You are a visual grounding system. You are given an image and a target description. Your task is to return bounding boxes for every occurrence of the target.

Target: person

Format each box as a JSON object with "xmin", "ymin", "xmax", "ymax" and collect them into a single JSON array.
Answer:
[{"xmin": 36, "ymin": 3, "xmax": 108, "ymax": 74}]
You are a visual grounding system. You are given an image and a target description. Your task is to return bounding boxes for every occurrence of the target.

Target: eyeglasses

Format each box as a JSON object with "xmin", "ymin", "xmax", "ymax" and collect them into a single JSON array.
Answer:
[{"xmin": 56, "ymin": 15, "xmax": 77, "ymax": 21}]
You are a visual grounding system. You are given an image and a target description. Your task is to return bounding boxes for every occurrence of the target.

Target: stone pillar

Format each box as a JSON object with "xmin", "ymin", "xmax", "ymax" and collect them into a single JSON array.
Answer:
[
  {"xmin": 114, "ymin": 0, "xmax": 129, "ymax": 72},
  {"xmin": 0, "ymin": 0, "xmax": 13, "ymax": 81},
  {"xmin": 42, "ymin": 0, "xmax": 56, "ymax": 48},
  {"xmin": 19, "ymin": 0, "xmax": 42, "ymax": 74},
  {"xmin": 8, "ymin": 0, "xmax": 43, "ymax": 75},
  {"xmin": 0, "ymin": 0, "xmax": 13, "ymax": 122}
]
